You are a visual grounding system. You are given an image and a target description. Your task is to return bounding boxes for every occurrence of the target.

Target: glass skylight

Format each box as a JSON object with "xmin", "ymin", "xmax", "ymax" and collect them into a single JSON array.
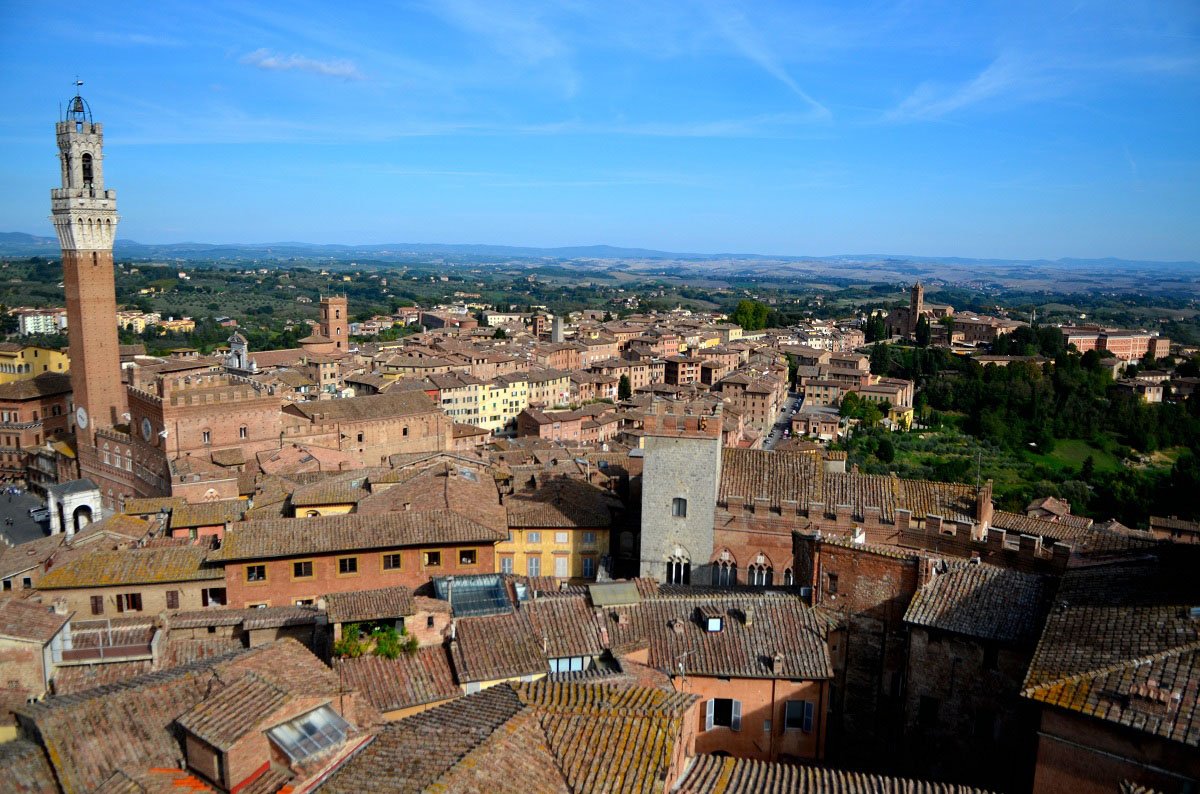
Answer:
[{"xmin": 267, "ymin": 705, "xmax": 349, "ymax": 762}]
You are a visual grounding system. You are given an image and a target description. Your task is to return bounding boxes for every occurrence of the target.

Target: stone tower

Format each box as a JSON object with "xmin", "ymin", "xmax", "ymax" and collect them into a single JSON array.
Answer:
[
  {"xmin": 51, "ymin": 88, "xmax": 127, "ymax": 437},
  {"xmin": 319, "ymin": 295, "xmax": 349, "ymax": 351},
  {"xmin": 909, "ymin": 281, "xmax": 924, "ymax": 323},
  {"xmin": 638, "ymin": 402, "xmax": 723, "ymax": 585}
]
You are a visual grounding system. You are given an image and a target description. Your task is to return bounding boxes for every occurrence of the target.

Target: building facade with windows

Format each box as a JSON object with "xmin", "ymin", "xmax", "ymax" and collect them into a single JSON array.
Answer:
[
  {"xmin": 500, "ymin": 479, "xmax": 617, "ymax": 581},
  {"xmin": 208, "ymin": 512, "xmax": 504, "ymax": 608}
]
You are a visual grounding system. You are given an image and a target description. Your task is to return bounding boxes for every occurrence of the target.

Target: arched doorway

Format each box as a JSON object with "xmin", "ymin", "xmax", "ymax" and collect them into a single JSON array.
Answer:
[{"xmin": 72, "ymin": 504, "xmax": 93, "ymax": 533}]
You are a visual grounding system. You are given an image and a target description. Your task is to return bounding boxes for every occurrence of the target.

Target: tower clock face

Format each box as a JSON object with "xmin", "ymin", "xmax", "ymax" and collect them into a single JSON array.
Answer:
[
  {"xmin": 75, "ymin": 406, "xmax": 88, "ymax": 429},
  {"xmin": 141, "ymin": 418, "xmax": 153, "ymax": 441}
]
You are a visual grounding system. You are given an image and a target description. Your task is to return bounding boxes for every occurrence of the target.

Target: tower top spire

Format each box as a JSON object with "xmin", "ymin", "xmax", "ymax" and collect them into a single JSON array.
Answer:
[{"xmin": 64, "ymin": 79, "xmax": 92, "ymax": 123}]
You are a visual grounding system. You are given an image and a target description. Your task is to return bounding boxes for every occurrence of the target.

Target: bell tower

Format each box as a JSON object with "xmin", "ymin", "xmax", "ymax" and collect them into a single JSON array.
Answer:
[
  {"xmin": 51, "ymin": 85, "xmax": 127, "ymax": 437},
  {"xmin": 319, "ymin": 295, "xmax": 349, "ymax": 351}
]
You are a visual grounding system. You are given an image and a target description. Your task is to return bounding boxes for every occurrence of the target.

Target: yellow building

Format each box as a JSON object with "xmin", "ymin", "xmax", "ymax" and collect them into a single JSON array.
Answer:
[
  {"xmin": 0, "ymin": 344, "xmax": 69, "ymax": 384},
  {"xmin": 499, "ymin": 480, "xmax": 616, "ymax": 581},
  {"xmin": 158, "ymin": 318, "xmax": 196, "ymax": 333}
]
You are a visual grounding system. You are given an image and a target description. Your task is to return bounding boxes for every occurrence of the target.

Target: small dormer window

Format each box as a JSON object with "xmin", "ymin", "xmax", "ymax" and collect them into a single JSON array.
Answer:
[{"xmin": 706, "ymin": 616, "xmax": 723, "ymax": 632}]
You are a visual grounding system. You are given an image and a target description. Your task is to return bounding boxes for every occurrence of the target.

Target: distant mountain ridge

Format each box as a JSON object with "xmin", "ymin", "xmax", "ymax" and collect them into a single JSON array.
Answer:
[{"xmin": 0, "ymin": 231, "xmax": 1196, "ymax": 270}]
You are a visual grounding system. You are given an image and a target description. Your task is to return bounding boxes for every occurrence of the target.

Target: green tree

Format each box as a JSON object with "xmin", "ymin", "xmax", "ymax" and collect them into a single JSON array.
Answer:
[
  {"xmin": 840, "ymin": 392, "xmax": 861, "ymax": 418},
  {"xmin": 730, "ymin": 299, "xmax": 769, "ymax": 331},
  {"xmin": 618, "ymin": 374, "xmax": 632, "ymax": 400},
  {"xmin": 876, "ymin": 437, "xmax": 895, "ymax": 463},
  {"xmin": 492, "ymin": 327, "xmax": 507, "ymax": 339},
  {"xmin": 915, "ymin": 315, "xmax": 931, "ymax": 347}
]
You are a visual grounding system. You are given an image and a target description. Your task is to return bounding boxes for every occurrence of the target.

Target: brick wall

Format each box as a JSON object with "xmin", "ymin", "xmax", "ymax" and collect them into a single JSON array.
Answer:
[{"xmin": 225, "ymin": 545, "xmax": 495, "ymax": 608}]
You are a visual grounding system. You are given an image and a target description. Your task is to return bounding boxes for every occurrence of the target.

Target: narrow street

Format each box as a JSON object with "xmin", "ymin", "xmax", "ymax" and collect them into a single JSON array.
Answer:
[{"xmin": 762, "ymin": 391, "xmax": 801, "ymax": 450}]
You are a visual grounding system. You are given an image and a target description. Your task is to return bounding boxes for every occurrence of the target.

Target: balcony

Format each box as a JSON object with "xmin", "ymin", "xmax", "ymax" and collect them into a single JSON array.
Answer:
[{"xmin": 55, "ymin": 618, "xmax": 159, "ymax": 665}]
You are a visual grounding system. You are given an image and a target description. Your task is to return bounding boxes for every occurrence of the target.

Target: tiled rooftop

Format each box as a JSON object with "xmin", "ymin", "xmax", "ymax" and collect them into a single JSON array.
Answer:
[
  {"xmin": 0, "ymin": 596, "xmax": 69, "ymax": 643},
  {"xmin": 324, "ymin": 585, "xmax": 416, "ymax": 624},
  {"xmin": 719, "ymin": 448, "xmax": 977, "ymax": 522},
  {"xmin": 319, "ymin": 681, "xmax": 699, "ymax": 794},
  {"xmin": 209, "ymin": 509, "xmax": 506, "ymax": 562},
  {"xmin": 335, "ymin": 647, "xmax": 460, "ymax": 713},
  {"xmin": 676, "ymin": 755, "xmax": 994, "ymax": 793},
  {"xmin": 36, "ymin": 545, "xmax": 222, "ymax": 589},
  {"xmin": 1022, "ymin": 545, "xmax": 1200, "ymax": 748},
  {"xmin": 904, "ymin": 562, "xmax": 1050, "ymax": 644},
  {"xmin": 16, "ymin": 639, "xmax": 349, "ymax": 793}
]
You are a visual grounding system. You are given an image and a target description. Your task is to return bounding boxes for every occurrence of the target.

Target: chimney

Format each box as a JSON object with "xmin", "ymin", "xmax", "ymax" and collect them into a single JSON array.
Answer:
[
  {"xmin": 743, "ymin": 607, "xmax": 754, "ymax": 627},
  {"xmin": 772, "ymin": 651, "xmax": 784, "ymax": 672}
]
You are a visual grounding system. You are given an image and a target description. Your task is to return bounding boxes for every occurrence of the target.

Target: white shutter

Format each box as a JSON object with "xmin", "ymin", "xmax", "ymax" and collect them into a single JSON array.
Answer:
[
  {"xmin": 731, "ymin": 700, "xmax": 742, "ymax": 731},
  {"xmin": 705, "ymin": 699, "xmax": 715, "ymax": 731},
  {"xmin": 555, "ymin": 556, "xmax": 569, "ymax": 577}
]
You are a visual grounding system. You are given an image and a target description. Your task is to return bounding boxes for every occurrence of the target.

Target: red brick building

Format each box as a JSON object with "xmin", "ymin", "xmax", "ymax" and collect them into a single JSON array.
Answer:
[
  {"xmin": 0, "ymin": 373, "xmax": 72, "ymax": 481},
  {"xmin": 208, "ymin": 512, "xmax": 504, "ymax": 608}
]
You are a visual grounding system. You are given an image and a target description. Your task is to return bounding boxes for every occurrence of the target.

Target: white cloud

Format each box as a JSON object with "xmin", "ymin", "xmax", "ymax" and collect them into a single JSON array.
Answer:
[
  {"xmin": 240, "ymin": 48, "xmax": 362, "ymax": 80},
  {"xmin": 702, "ymin": 0, "xmax": 830, "ymax": 120}
]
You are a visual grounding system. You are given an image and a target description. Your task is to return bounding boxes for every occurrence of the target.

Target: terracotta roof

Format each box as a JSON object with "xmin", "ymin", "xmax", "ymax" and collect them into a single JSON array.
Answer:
[
  {"xmin": 1022, "ymin": 546, "xmax": 1200, "ymax": 748},
  {"xmin": 210, "ymin": 510, "xmax": 505, "ymax": 562},
  {"xmin": 0, "ymin": 597, "xmax": 70, "ymax": 643},
  {"xmin": 289, "ymin": 477, "xmax": 369, "ymax": 507},
  {"xmin": 324, "ymin": 586, "xmax": 416, "ymax": 624},
  {"xmin": 605, "ymin": 593, "xmax": 834, "ymax": 680},
  {"xmin": 320, "ymin": 681, "xmax": 699, "ymax": 794},
  {"xmin": 676, "ymin": 755, "xmax": 994, "ymax": 793},
  {"xmin": 506, "ymin": 479, "xmax": 618, "ymax": 529},
  {"xmin": 991, "ymin": 510, "xmax": 1089, "ymax": 542},
  {"xmin": 166, "ymin": 605, "xmax": 320, "ymax": 631},
  {"xmin": 0, "ymin": 372, "xmax": 72, "ymax": 401},
  {"xmin": 904, "ymin": 562, "xmax": 1050, "ymax": 644},
  {"xmin": 169, "ymin": 499, "xmax": 246, "ymax": 528},
  {"xmin": 36, "ymin": 545, "xmax": 222, "ymax": 589},
  {"xmin": 123, "ymin": 496, "xmax": 187, "ymax": 515},
  {"xmin": 449, "ymin": 609, "xmax": 547, "ymax": 683},
  {"xmin": 51, "ymin": 659, "xmax": 155, "ymax": 695},
  {"xmin": 176, "ymin": 672, "xmax": 292, "ymax": 751},
  {"xmin": 719, "ymin": 448, "xmax": 977, "ymax": 522},
  {"xmin": 0, "ymin": 739, "xmax": 58, "ymax": 794},
  {"xmin": 16, "ymin": 639, "xmax": 353, "ymax": 794},
  {"xmin": 287, "ymin": 390, "xmax": 438, "ymax": 423},
  {"xmin": 335, "ymin": 647, "xmax": 459, "ymax": 713}
]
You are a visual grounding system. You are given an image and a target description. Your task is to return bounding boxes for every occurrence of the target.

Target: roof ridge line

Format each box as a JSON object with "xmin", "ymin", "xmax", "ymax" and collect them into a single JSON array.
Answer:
[{"xmin": 1023, "ymin": 638, "xmax": 1200, "ymax": 697}]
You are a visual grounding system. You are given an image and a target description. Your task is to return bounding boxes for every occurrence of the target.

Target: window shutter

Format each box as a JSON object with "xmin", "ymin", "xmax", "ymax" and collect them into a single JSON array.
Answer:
[
  {"xmin": 166, "ymin": 590, "xmax": 179, "ymax": 610},
  {"xmin": 705, "ymin": 699, "xmax": 715, "ymax": 731},
  {"xmin": 803, "ymin": 701, "xmax": 815, "ymax": 732},
  {"xmin": 116, "ymin": 594, "xmax": 125, "ymax": 613},
  {"xmin": 731, "ymin": 700, "xmax": 742, "ymax": 731},
  {"xmin": 90, "ymin": 595, "xmax": 103, "ymax": 615}
]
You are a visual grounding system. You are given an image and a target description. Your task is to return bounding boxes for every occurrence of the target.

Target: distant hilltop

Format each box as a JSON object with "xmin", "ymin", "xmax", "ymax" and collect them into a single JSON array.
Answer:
[{"xmin": 0, "ymin": 231, "xmax": 1196, "ymax": 272}]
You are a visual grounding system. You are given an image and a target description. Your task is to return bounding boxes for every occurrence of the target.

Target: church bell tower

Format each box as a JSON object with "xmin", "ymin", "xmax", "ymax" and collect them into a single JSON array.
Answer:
[{"xmin": 51, "ymin": 86, "xmax": 128, "ymax": 437}]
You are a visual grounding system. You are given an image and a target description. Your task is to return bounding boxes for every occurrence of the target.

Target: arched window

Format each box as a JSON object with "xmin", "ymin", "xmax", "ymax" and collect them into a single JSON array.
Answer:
[
  {"xmin": 335, "ymin": 309, "xmax": 341, "ymax": 319},
  {"xmin": 747, "ymin": 564, "xmax": 773, "ymax": 587},
  {"xmin": 715, "ymin": 560, "xmax": 737, "ymax": 587},
  {"xmin": 666, "ymin": 556, "xmax": 691, "ymax": 585},
  {"xmin": 784, "ymin": 568, "xmax": 794, "ymax": 586},
  {"xmin": 81, "ymin": 153, "xmax": 93, "ymax": 185}
]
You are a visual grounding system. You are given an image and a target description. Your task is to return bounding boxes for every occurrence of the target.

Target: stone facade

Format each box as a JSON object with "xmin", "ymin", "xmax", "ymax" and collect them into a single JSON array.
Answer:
[{"xmin": 638, "ymin": 405, "xmax": 723, "ymax": 584}]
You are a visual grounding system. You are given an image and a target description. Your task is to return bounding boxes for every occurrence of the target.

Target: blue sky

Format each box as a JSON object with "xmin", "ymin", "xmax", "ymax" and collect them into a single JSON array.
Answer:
[{"xmin": 1, "ymin": 0, "xmax": 1197, "ymax": 260}]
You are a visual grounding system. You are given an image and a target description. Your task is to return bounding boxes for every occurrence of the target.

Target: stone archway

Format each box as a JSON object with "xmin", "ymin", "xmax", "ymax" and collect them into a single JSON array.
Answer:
[
  {"xmin": 46, "ymin": 479, "xmax": 102, "ymax": 536},
  {"xmin": 72, "ymin": 504, "xmax": 93, "ymax": 533}
]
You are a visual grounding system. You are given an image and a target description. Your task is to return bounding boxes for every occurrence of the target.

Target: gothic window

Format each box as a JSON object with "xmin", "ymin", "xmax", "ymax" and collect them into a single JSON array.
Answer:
[
  {"xmin": 202, "ymin": 430, "xmax": 211, "ymax": 445},
  {"xmin": 748, "ymin": 564, "xmax": 773, "ymax": 587},
  {"xmin": 784, "ymin": 568, "xmax": 794, "ymax": 586},
  {"xmin": 239, "ymin": 426, "xmax": 248, "ymax": 439},
  {"xmin": 715, "ymin": 560, "xmax": 737, "ymax": 587},
  {"xmin": 666, "ymin": 556, "xmax": 691, "ymax": 585}
]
